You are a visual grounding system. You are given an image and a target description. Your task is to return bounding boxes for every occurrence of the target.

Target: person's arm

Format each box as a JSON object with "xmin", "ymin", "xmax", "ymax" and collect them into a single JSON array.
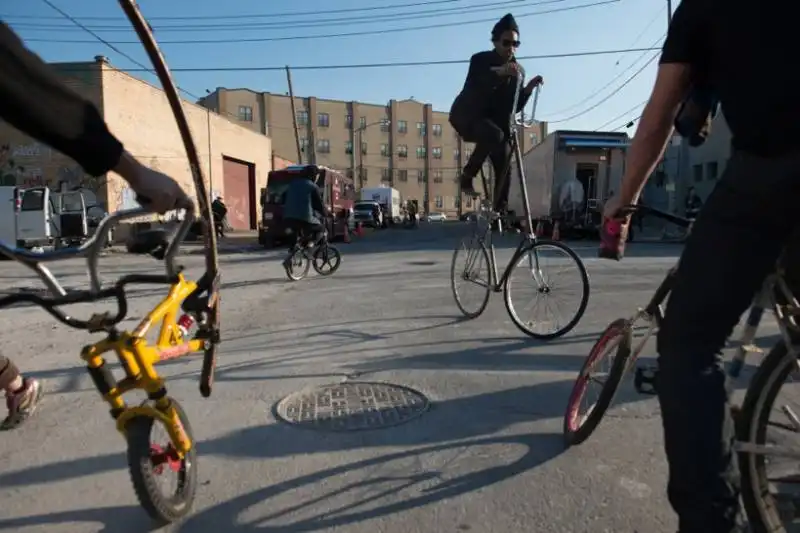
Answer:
[
  {"xmin": 515, "ymin": 64, "xmax": 532, "ymax": 112},
  {"xmin": 310, "ymin": 183, "xmax": 326, "ymax": 215},
  {"xmin": 463, "ymin": 52, "xmax": 498, "ymax": 97},
  {"xmin": 0, "ymin": 22, "xmax": 123, "ymax": 177},
  {"xmin": 618, "ymin": 0, "xmax": 706, "ymax": 205}
]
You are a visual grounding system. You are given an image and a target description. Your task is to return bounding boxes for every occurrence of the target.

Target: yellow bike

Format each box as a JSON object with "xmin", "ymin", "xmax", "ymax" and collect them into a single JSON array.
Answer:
[{"xmin": 0, "ymin": 1, "xmax": 222, "ymax": 524}]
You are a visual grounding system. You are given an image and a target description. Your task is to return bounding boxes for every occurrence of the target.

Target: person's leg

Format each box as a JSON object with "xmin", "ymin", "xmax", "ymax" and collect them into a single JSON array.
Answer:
[
  {"xmin": 459, "ymin": 119, "xmax": 505, "ymax": 195},
  {"xmin": 0, "ymin": 355, "xmax": 43, "ymax": 430},
  {"xmin": 489, "ymin": 134, "xmax": 512, "ymax": 213},
  {"xmin": 656, "ymin": 150, "xmax": 800, "ymax": 533}
]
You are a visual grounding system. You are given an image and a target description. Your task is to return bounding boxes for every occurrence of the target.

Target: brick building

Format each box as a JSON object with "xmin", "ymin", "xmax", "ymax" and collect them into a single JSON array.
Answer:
[
  {"xmin": 199, "ymin": 88, "xmax": 547, "ymax": 217},
  {"xmin": 0, "ymin": 56, "xmax": 274, "ymax": 234}
]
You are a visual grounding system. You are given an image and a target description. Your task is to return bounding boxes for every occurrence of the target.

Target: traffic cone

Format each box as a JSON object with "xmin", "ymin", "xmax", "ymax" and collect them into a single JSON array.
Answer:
[
  {"xmin": 535, "ymin": 220, "xmax": 543, "ymax": 237},
  {"xmin": 552, "ymin": 221, "xmax": 561, "ymax": 241}
]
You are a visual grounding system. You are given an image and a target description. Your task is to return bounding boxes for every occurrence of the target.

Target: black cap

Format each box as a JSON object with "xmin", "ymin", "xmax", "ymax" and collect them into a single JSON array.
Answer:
[{"xmin": 492, "ymin": 13, "xmax": 519, "ymax": 40}]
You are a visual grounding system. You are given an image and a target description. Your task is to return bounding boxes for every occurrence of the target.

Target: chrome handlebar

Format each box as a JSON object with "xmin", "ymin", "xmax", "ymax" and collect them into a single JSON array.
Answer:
[{"xmin": 0, "ymin": 203, "xmax": 196, "ymax": 299}]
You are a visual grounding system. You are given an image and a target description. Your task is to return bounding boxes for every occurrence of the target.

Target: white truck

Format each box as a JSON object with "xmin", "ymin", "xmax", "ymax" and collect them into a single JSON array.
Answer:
[
  {"xmin": 0, "ymin": 186, "xmax": 89, "ymax": 254},
  {"xmin": 360, "ymin": 186, "xmax": 402, "ymax": 224}
]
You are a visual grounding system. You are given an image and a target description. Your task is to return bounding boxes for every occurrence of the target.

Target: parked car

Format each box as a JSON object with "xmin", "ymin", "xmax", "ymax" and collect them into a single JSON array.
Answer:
[
  {"xmin": 459, "ymin": 211, "xmax": 478, "ymax": 222},
  {"xmin": 426, "ymin": 212, "xmax": 447, "ymax": 222}
]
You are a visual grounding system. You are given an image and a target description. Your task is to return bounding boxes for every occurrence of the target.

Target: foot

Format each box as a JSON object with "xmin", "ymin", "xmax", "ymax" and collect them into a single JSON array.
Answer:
[
  {"xmin": 460, "ymin": 174, "xmax": 480, "ymax": 198},
  {"xmin": 2, "ymin": 378, "xmax": 43, "ymax": 430}
]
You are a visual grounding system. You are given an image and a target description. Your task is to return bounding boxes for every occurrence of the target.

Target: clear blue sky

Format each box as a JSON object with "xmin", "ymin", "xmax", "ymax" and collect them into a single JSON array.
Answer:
[{"xmin": 2, "ymin": 0, "xmax": 671, "ymax": 132}]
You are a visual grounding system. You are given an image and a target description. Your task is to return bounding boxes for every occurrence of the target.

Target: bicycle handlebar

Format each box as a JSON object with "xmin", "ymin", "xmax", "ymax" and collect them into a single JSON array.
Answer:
[{"xmin": 617, "ymin": 204, "xmax": 692, "ymax": 229}]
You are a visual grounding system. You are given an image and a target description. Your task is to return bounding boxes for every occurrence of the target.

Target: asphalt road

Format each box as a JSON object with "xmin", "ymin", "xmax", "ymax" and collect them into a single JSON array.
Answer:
[{"xmin": 0, "ymin": 223, "xmax": 783, "ymax": 533}]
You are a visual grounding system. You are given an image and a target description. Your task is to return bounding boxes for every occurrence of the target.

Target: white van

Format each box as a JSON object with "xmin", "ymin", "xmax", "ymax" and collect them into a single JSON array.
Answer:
[{"xmin": 0, "ymin": 186, "xmax": 88, "ymax": 251}]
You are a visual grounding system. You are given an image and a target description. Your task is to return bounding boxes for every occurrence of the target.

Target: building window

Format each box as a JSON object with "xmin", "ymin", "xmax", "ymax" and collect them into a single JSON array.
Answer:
[
  {"xmin": 693, "ymin": 164, "xmax": 703, "ymax": 182},
  {"xmin": 434, "ymin": 195, "xmax": 443, "ymax": 209},
  {"xmin": 433, "ymin": 170, "xmax": 443, "ymax": 183},
  {"xmin": 361, "ymin": 142, "xmax": 368, "ymax": 155},
  {"xmin": 432, "ymin": 147, "xmax": 442, "ymax": 159},
  {"xmin": 398, "ymin": 169, "xmax": 408, "ymax": 182},
  {"xmin": 454, "ymin": 148, "xmax": 460, "ymax": 160},
  {"xmin": 381, "ymin": 144, "xmax": 390, "ymax": 157},
  {"xmin": 381, "ymin": 167, "xmax": 391, "ymax": 181},
  {"xmin": 237, "ymin": 105, "xmax": 253, "ymax": 122},
  {"xmin": 296, "ymin": 110, "xmax": 309, "ymax": 126},
  {"xmin": 397, "ymin": 120, "xmax": 408, "ymax": 134},
  {"xmin": 316, "ymin": 139, "xmax": 330, "ymax": 154},
  {"xmin": 416, "ymin": 122, "xmax": 426, "ymax": 136},
  {"xmin": 398, "ymin": 144, "xmax": 408, "ymax": 158},
  {"xmin": 706, "ymin": 161, "xmax": 719, "ymax": 180},
  {"xmin": 359, "ymin": 116, "xmax": 367, "ymax": 129},
  {"xmin": 432, "ymin": 124, "xmax": 442, "ymax": 137},
  {"xmin": 318, "ymin": 113, "xmax": 330, "ymax": 128},
  {"xmin": 344, "ymin": 140, "xmax": 353, "ymax": 154},
  {"xmin": 416, "ymin": 146, "xmax": 426, "ymax": 159},
  {"xmin": 345, "ymin": 114, "xmax": 353, "ymax": 128},
  {"xmin": 299, "ymin": 137, "xmax": 309, "ymax": 153},
  {"xmin": 417, "ymin": 170, "xmax": 424, "ymax": 183},
  {"xmin": 380, "ymin": 118, "xmax": 391, "ymax": 133}
]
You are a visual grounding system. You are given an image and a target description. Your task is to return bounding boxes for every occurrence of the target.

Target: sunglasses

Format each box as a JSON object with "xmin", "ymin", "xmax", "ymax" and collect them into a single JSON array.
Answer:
[{"xmin": 501, "ymin": 39, "xmax": 521, "ymax": 48}]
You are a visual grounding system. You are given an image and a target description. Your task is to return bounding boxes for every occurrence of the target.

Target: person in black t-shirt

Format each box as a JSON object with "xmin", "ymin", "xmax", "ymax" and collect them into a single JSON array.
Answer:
[{"xmin": 603, "ymin": 1, "xmax": 800, "ymax": 531}]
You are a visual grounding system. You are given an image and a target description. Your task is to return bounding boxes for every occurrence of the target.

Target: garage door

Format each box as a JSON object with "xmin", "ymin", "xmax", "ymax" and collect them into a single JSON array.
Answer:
[{"xmin": 222, "ymin": 157, "xmax": 252, "ymax": 230}]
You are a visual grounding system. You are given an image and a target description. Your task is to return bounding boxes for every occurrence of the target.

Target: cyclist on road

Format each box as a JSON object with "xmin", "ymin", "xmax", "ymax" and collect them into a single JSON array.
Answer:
[
  {"xmin": 0, "ymin": 22, "xmax": 190, "ymax": 429},
  {"xmin": 282, "ymin": 169, "xmax": 327, "ymax": 253},
  {"xmin": 449, "ymin": 13, "xmax": 543, "ymax": 213},
  {"xmin": 603, "ymin": 1, "xmax": 800, "ymax": 531}
]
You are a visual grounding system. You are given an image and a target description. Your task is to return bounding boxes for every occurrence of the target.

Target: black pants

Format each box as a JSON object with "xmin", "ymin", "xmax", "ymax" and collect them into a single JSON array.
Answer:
[
  {"xmin": 456, "ymin": 118, "xmax": 512, "ymax": 212},
  {"xmin": 286, "ymin": 219, "xmax": 324, "ymax": 249},
  {"xmin": 656, "ymin": 149, "xmax": 800, "ymax": 533}
]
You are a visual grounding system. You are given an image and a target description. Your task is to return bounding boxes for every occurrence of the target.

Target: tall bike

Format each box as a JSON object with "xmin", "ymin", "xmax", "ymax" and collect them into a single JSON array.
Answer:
[
  {"xmin": 564, "ymin": 204, "xmax": 800, "ymax": 531},
  {"xmin": 0, "ymin": 1, "xmax": 222, "ymax": 524},
  {"xmin": 450, "ymin": 84, "xmax": 590, "ymax": 339}
]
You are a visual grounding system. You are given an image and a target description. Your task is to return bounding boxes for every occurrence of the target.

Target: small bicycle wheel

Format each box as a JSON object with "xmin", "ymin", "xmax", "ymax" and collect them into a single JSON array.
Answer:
[
  {"xmin": 451, "ymin": 237, "xmax": 492, "ymax": 319},
  {"xmin": 563, "ymin": 318, "xmax": 632, "ymax": 447},
  {"xmin": 285, "ymin": 249, "xmax": 310, "ymax": 281},
  {"xmin": 503, "ymin": 239, "xmax": 590, "ymax": 339},
  {"xmin": 126, "ymin": 398, "xmax": 197, "ymax": 524},
  {"xmin": 738, "ymin": 341, "xmax": 800, "ymax": 532},
  {"xmin": 312, "ymin": 245, "xmax": 341, "ymax": 276}
]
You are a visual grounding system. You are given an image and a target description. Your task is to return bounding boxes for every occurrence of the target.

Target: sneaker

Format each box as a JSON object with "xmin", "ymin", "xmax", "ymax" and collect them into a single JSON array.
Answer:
[
  {"xmin": 1, "ymin": 378, "xmax": 43, "ymax": 430},
  {"xmin": 460, "ymin": 174, "xmax": 480, "ymax": 198}
]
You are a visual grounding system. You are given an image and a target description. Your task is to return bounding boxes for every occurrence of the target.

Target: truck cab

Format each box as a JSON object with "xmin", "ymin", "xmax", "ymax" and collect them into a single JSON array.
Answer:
[{"xmin": 258, "ymin": 164, "xmax": 355, "ymax": 248}]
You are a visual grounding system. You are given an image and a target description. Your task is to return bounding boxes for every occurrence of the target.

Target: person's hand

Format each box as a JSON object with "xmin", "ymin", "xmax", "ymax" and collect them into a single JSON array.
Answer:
[
  {"xmin": 526, "ymin": 75, "xmax": 543, "ymax": 91},
  {"xmin": 495, "ymin": 62, "xmax": 520, "ymax": 77},
  {"xmin": 602, "ymin": 193, "xmax": 634, "ymax": 221},
  {"xmin": 115, "ymin": 152, "xmax": 191, "ymax": 214}
]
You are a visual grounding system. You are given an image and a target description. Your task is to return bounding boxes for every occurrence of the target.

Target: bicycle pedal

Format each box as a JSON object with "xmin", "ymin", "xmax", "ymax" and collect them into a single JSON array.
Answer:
[{"xmin": 634, "ymin": 366, "xmax": 659, "ymax": 395}]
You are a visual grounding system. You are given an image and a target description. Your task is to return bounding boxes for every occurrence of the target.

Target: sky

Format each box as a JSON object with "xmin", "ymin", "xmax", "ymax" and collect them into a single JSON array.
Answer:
[{"xmin": 2, "ymin": 0, "xmax": 671, "ymax": 133}]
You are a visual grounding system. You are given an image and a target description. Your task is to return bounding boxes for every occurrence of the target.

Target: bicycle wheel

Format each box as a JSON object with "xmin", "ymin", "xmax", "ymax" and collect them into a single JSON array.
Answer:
[
  {"xmin": 738, "ymin": 341, "xmax": 800, "ymax": 532},
  {"xmin": 126, "ymin": 398, "xmax": 197, "ymax": 524},
  {"xmin": 312, "ymin": 244, "xmax": 341, "ymax": 276},
  {"xmin": 563, "ymin": 318, "xmax": 632, "ymax": 446},
  {"xmin": 285, "ymin": 249, "xmax": 310, "ymax": 281},
  {"xmin": 503, "ymin": 239, "xmax": 590, "ymax": 339},
  {"xmin": 451, "ymin": 237, "xmax": 492, "ymax": 318}
]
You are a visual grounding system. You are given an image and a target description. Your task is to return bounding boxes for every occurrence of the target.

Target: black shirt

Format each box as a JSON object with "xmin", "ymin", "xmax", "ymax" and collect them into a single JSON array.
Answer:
[{"xmin": 661, "ymin": 0, "xmax": 800, "ymax": 156}]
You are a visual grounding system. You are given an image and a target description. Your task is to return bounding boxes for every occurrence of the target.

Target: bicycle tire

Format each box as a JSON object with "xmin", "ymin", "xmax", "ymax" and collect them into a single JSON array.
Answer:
[
  {"xmin": 738, "ymin": 340, "xmax": 797, "ymax": 532},
  {"xmin": 563, "ymin": 318, "xmax": 632, "ymax": 446},
  {"xmin": 126, "ymin": 399, "xmax": 197, "ymax": 524},
  {"xmin": 285, "ymin": 249, "xmax": 310, "ymax": 281},
  {"xmin": 451, "ymin": 237, "xmax": 492, "ymax": 319},
  {"xmin": 312, "ymin": 245, "xmax": 341, "ymax": 276},
  {"xmin": 503, "ymin": 239, "xmax": 590, "ymax": 340}
]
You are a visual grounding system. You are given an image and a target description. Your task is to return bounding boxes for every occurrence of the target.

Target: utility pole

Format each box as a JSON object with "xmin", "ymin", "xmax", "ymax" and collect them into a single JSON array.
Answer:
[
  {"xmin": 285, "ymin": 66, "xmax": 303, "ymax": 164},
  {"xmin": 666, "ymin": 0, "xmax": 672, "ymax": 24},
  {"xmin": 309, "ymin": 130, "xmax": 317, "ymax": 166}
]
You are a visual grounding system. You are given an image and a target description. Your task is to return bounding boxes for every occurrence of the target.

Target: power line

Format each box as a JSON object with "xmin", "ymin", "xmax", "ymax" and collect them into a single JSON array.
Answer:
[
  {"xmin": 592, "ymin": 99, "xmax": 647, "ymax": 131},
  {"xmin": 544, "ymin": 51, "xmax": 659, "ymax": 123},
  {"xmin": 48, "ymin": 47, "xmax": 662, "ymax": 73},
  {"xmin": 9, "ymin": 0, "xmax": 561, "ymax": 32},
  {"xmin": 21, "ymin": 0, "xmax": 620, "ymax": 45},
  {"xmin": 612, "ymin": 114, "xmax": 641, "ymax": 132},
  {"xmin": 3, "ymin": 0, "xmax": 539, "ymax": 21}
]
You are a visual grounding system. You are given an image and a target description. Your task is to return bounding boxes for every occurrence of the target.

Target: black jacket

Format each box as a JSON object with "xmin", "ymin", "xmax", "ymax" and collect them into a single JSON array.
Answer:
[
  {"xmin": 449, "ymin": 50, "xmax": 531, "ymax": 135},
  {"xmin": 283, "ymin": 178, "xmax": 326, "ymax": 225}
]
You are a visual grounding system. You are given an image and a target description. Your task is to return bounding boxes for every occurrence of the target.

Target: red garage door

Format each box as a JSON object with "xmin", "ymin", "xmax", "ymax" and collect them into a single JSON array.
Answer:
[{"xmin": 222, "ymin": 157, "xmax": 254, "ymax": 230}]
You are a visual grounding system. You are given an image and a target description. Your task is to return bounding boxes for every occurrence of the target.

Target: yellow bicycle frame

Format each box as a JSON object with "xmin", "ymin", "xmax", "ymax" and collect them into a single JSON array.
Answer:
[{"xmin": 80, "ymin": 273, "xmax": 208, "ymax": 457}]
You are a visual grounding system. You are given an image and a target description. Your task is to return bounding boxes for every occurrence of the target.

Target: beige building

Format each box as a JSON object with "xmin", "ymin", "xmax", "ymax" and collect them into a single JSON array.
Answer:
[
  {"xmin": 0, "ymin": 56, "xmax": 274, "ymax": 235},
  {"xmin": 199, "ymin": 88, "xmax": 547, "ymax": 217}
]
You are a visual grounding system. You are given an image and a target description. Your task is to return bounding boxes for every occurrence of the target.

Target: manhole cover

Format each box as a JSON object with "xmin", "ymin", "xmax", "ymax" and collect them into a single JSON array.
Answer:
[{"xmin": 273, "ymin": 381, "xmax": 430, "ymax": 432}]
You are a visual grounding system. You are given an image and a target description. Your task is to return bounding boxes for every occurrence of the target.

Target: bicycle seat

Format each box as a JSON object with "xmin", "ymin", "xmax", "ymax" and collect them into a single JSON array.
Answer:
[{"xmin": 126, "ymin": 228, "xmax": 169, "ymax": 257}]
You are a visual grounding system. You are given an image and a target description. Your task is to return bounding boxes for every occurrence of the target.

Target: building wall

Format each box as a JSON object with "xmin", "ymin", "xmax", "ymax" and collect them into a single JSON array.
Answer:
[
  {"xmin": 99, "ymin": 66, "xmax": 272, "ymax": 224},
  {"xmin": 202, "ymin": 88, "xmax": 547, "ymax": 217}
]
